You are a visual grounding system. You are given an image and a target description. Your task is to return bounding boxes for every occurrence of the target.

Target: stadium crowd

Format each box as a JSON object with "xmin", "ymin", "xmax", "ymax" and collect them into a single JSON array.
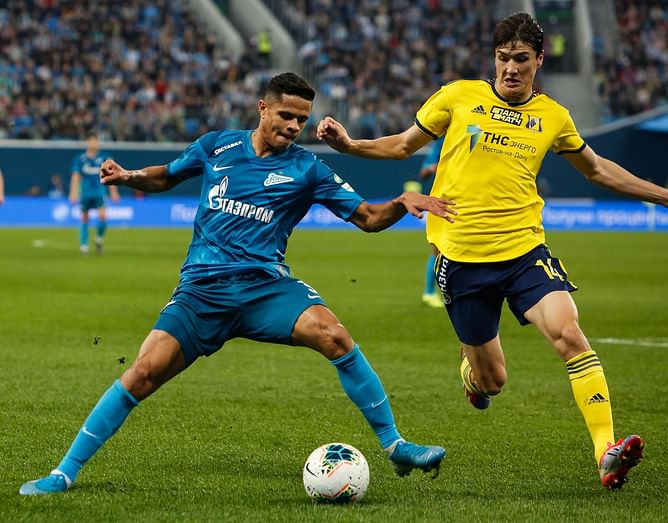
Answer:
[
  {"xmin": 283, "ymin": 0, "xmax": 499, "ymax": 138},
  {"xmin": 595, "ymin": 0, "xmax": 668, "ymax": 121},
  {"xmin": 0, "ymin": 0, "xmax": 267, "ymax": 142},
  {"xmin": 1, "ymin": 0, "xmax": 667, "ymax": 142}
]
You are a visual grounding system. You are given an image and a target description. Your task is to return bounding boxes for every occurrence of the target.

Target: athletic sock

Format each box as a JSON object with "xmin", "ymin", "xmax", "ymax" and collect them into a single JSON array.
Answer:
[
  {"xmin": 80, "ymin": 223, "xmax": 89, "ymax": 247},
  {"xmin": 424, "ymin": 254, "xmax": 437, "ymax": 295},
  {"xmin": 566, "ymin": 350, "xmax": 614, "ymax": 463},
  {"xmin": 460, "ymin": 353, "xmax": 483, "ymax": 394},
  {"xmin": 57, "ymin": 380, "xmax": 139, "ymax": 482},
  {"xmin": 331, "ymin": 345, "xmax": 401, "ymax": 449},
  {"xmin": 96, "ymin": 221, "xmax": 107, "ymax": 239}
]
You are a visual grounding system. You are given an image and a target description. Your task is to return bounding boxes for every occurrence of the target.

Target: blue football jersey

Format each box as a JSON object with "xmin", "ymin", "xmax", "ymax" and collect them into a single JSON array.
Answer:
[
  {"xmin": 419, "ymin": 135, "xmax": 444, "ymax": 172},
  {"xmin": 167, "ymin": 130, "xmax": 364, "ymax": 281},
  {"xmin": 71, "ymin": 151, "xmax": 110, "ymax": 199}
]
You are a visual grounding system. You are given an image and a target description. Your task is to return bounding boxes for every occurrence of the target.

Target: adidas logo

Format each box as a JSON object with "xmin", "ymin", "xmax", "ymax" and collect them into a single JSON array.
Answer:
[
  {"xmin": 471, "ymin": 105, "xmax": 486, "ymax": 115},
  {"xmin": 588, "ymin": 393, "xmax": 608, "ymax": 404},
  {"xmin": 263, "ymin": 172, "xmax": 294, "ymax": 187}
]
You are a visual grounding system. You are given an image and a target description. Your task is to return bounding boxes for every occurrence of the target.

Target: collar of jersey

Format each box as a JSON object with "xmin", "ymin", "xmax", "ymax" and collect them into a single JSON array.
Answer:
[
  {"xmin": 243, "ymin": 129, "xmax": 295, "ymax": 162},
  {"xmin": 487, "ymin": 79, "xmax": 538, "ymax": 107}
]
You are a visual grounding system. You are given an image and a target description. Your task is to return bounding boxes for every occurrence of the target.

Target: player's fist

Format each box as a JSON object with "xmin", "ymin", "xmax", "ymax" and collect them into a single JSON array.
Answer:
[
  {"xmin": 100, "ymin": 159, "xmax": 127, "ymax": 186},
  {"xmin": 316, "ymin": 116, "xmax": 353, "ymax": 152}
]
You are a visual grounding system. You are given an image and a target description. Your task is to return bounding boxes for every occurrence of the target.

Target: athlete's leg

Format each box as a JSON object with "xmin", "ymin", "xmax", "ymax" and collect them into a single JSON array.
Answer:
[
  {"xmin": 422, "ymin": 245, "xmax": 441, "ymax": 307},
  {"xmin": 20, "ymin": 330, "xmax": 186, "ymax": 495},
  {"xmin": 95, "ymin": 206, "xmax": 107, "ymax": 253},
  {"xmin": 292, "ymin": 304, "xmax": 399, "ymax": 447},
  {"xmin": 79, "ymin": 209, "xmax": 90, "ymax": 253},
  {"xmin": 460, "ymin": 335, "xmax": 506, "ymax": 409},
  {"xmin": 523, "ymin": 291, "xmax": 636, "ymax": 478},
  {"xmin": 291, "ymin": 305, "xmax": 445, "ymax": 476}
]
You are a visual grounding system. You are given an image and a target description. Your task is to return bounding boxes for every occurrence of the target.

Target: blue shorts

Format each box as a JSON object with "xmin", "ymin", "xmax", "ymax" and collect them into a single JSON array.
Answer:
[
  {"xmin": 435, "ymin": 244, "xmax": 577, "ymax": 345},
  {"xmin": 153, "ymin": 272, "xmax": 326, "ymax": 366},
  {"xmin": 80, "ymin": 195, "xmax": 105, "ymax": 212}
]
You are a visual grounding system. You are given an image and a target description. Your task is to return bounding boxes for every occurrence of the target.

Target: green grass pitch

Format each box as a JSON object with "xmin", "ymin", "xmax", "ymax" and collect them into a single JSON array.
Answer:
[{"xmin": 1, "ymin": 228, "xmax": 666, "ymax": 522}]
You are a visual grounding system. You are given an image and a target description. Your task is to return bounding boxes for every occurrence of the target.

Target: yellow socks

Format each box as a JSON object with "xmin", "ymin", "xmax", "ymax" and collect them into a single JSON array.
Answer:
[
  {"xmin": 460, "ymin": 354, "xmax": 483, "ymax": 394},
  {"xmin": 566, "ymin": 350, "xmax": 614, "ymax": 462}
]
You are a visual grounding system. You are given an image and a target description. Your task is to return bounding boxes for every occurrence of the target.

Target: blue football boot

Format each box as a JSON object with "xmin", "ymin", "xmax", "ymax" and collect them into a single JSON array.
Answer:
[
  {"xmin": 388, "ymin": 440, "xmax": 446, "ymax": 478},
  {"xmin": 19, "ymin": 471, "xmax": 71, "ymax": 496}
]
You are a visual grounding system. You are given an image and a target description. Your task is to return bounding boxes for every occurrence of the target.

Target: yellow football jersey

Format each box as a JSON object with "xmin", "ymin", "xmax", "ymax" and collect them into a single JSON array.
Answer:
[{"xmin": 416, "ymin": 79, "xmax": 585, "ymax": 262}]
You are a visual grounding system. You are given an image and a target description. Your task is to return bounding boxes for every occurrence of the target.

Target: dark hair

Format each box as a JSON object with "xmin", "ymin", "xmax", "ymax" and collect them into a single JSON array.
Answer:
[
  {"xmin": 86, "ymin": 130, "xmax": 98, "ymax": 139},
  {"xmin": 493, "ymin": 12, "xmax": 544, "ymax": 54},
  {"xmin": 264, "ymin": 72, "xmax": 315, "ymax": 102}
]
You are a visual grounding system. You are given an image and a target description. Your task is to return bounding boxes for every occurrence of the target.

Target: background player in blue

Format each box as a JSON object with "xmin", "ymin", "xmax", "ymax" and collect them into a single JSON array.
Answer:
[
  {"xmin": 418, "ymin": 136, "xmax": 445, "ymax": 308},
  {"xmin": 20, "ymin": 73, "xmax": 455, "ymax": 495},
  {"xmin": 69, "ymin": 131, "xmax": 120, "ymax": 254}
]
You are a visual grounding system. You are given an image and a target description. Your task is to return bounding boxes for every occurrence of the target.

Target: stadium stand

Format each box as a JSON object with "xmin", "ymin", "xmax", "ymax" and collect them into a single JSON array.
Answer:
[
  {"xmin": 595, "ymin": 0, "xmax": 668, "ymax": 122},
  {"xmin": 266, "ymin": 0, "xmax": 500, "ymax": 138},
  {"xmin": 1, "ymin": 0, "xmax": 667, "ymax": 142},
  {"xmin": 0, "ymin": 0, "xmax": 266, "ymax": 142}
]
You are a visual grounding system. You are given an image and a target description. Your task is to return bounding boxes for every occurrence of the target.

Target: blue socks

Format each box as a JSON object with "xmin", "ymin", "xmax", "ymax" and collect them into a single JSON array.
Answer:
[
  {"xmin": 57, "ymin": 380, "xmax": 139, "ymax": 482},
  {"xmin": 96, "ymin": 221, "xmax": 107, "ymax": 239},
  {"xmin": 79, "ymin": 223, "xmax": 89, "ymax": 247},
  {"xmin": 424, "ymin": 254, "xmax": 437, "ymax": 295},
  {"xmin": 331, "ymin": 345, "xmax": 401, "ymax": 449}
]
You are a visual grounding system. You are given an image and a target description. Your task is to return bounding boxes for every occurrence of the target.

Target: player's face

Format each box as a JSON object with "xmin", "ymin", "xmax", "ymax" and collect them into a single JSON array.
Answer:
[
  {"xmin": 86, "ymin": 135, "xmax": 99, "ymax": 153},
  {"xmin": 257, "ymin": 94, "xmax": 312, "ymax": 151},
  {"xmin": 494, "ymin": 42, "xmax": 543, "ymax": 102}
]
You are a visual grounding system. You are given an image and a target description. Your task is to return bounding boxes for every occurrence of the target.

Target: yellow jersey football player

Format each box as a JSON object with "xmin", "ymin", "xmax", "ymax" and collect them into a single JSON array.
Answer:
[{"xmin": 317, "ymin": 12, "xmax": 668, "ymax": 490}]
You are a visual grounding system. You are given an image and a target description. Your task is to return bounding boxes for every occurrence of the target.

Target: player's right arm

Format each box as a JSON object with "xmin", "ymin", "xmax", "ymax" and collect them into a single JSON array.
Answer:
[
  {"xmin": 317, "ymin": 118, "xmax": 432, "ymax": 160},
  {"xmin": 100, "ymin": 161, "xmax": 181, "ymax": 193},
  {"xmin": 101, "ymin": 134, "xmax": 211, "ymax": 192}
]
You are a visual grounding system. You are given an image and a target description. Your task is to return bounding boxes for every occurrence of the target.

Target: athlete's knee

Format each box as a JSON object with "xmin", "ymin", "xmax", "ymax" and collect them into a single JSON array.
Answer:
[
  {"xmin": 121, "ymin": 359, "xmax": 162, "ymax": 400},
  {"xmin": 475, "ymin": 367, "xmax": 506, "ymax": 395},
  {"xmin": 312, "ymin": 321, "xmax": 353, "ymax": 360},
  {"xmin": 555, "ymin": 319, "xmax": 589, "ymax": 360}
]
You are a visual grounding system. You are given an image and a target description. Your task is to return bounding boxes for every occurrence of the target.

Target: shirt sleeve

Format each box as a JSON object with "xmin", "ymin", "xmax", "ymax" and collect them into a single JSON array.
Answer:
[
  {"xmin": 166, "ymin": 132, "xmax": 218, "ymax": 179},
  {"xmin": 310, "ymin": 160, "xmax": 364, "ymax": 221},
  {"xmin": 415, "ymin": 86, "xmax": 452, "ymax": 139},
  {"xmin": 552, "ymin": 111, "xmax": 586, "ymax": 155}
]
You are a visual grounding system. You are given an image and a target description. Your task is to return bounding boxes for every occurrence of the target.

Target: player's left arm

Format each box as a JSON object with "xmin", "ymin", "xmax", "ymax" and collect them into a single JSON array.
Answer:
[
  {"xmin": 0, "ymin": 169, "xmax": 5, "ymax": 205},
  {"xmin": 566, "ymin": 145, "xmax": 668, "ymax": 206},
  {"xmin": 349, "ymin": 192, "xmax": 456, "ymax": 233}
]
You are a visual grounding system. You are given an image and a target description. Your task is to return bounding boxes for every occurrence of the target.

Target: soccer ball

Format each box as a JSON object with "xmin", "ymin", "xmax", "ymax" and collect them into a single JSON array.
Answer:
[{"xmin": 302, "ymin": 442, "xmax": 370, "ymax": 503}]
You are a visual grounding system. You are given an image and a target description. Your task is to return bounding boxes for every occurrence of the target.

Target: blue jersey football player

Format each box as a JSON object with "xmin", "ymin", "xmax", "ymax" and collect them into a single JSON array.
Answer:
[
  {"xmin": 20, "ymin": 73, "xmax": 456, "ymax": 496},
  {"xmin": 69, "ymin": 132, "xmax": 120, "ymax": 254},
  {"xmin": 418, "ymin": 135, "xmax": 445, "ymax": 308}
]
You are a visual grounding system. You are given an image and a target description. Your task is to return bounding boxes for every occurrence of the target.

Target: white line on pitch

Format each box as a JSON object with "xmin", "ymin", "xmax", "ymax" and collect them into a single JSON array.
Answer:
[{"xmin": 591, "ymin": 338, "xmax": 668, "ymax": 349}]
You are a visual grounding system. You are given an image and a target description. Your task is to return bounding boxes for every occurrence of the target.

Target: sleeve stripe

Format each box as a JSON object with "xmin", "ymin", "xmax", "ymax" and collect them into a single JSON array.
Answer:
[
  {"xmin": 556, "ymin": 142, "xmax": 586, "ymax": 155},
  {"xmin": 415, "ymin": 118, "xmax": 439, "ymax": 140}
]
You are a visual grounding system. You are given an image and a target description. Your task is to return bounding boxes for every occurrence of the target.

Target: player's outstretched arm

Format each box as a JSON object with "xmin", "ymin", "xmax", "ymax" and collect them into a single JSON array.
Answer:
[
  {"xmin": 317, "ymin": 118, "xmax": 432, "ymax": 160},
  {"xmin": 349, "ymin": 193, "xmax": 456, "ymax": 233},
  {"xmin": 100, "ymin": 160, "xmax": 181, "ymax": 193},
  {"xmin": 567, "ymin": 146, "xmax": 668, "ymax": 206}
]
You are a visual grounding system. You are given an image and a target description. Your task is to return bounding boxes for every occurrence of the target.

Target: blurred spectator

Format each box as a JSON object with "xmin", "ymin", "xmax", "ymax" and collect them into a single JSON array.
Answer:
[
  {"xmin": 256, "ymin": 28, "xmax": 273, "ymax": 69},
  {"xmin": 25, "ymin": 185, "xmax": 42, "ymax": 196},
  {"xmin": 595, "ymin": 0, "xmax": 668, "ymax": 122},
  {"xmin": 0, "ymin": 0, "xmax": 269, "ymax": 142},
  {"xmin": 47, "ymin": 173, "xmax": 66, "ymax": 199},
  {"xmin": 271, "ymin": 0, "xmax": 500, "ymax": 138}
]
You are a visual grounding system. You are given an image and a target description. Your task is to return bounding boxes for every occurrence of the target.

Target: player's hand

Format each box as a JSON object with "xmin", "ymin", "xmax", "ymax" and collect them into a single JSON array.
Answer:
[
  {"xmin": 100, "ymin": 159, "xmax": 128, "ymax": 186},
  {"xmin": 316, "ymin": 116, "xmax": 353, "ymax": 152},
  {"xmin": 394, "ymin": 192, "xmax": 457, "ymax": 222}
]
